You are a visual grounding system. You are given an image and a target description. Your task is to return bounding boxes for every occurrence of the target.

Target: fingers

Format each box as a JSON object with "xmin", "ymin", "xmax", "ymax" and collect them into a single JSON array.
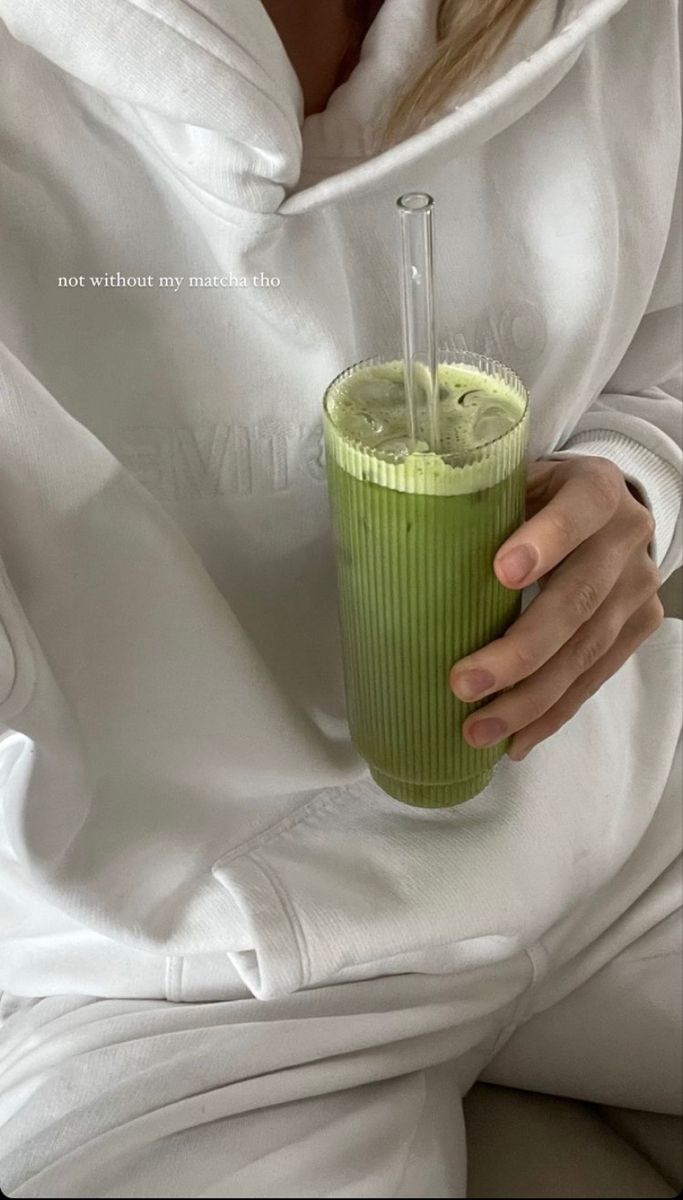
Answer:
[
  {"xmin": 459, "ymin": 559, "xmax": 650, "ymax": 746},
  {"xmin": 451, "ymin": 523, "xmax": 639, "ymax": 702},
  {"xmin": 523, "ymin": 460, "xmax": 558, "ymax": 519},
  {"xmin": 450, "ymin": 454, "xmax": 661, "ymax": 754},
  {"xmin": 506, "ymin": 594, "xmax": 664, "ymax": 759},
  {"xmin": 494, "ymin": 458, "xmax": 625, "ymax": 589}
]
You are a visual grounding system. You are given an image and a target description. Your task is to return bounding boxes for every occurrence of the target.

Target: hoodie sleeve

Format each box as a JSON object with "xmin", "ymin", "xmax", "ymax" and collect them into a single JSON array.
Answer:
[{"xmin": 549, "ymin": 170, "xmax": 682, "ymax": 579}]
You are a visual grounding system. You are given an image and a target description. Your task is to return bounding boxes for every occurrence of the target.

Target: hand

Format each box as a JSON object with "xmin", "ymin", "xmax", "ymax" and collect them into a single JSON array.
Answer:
[{"xmin": 450, "ymin": 456, "xmax": 664, "ymax": 760}]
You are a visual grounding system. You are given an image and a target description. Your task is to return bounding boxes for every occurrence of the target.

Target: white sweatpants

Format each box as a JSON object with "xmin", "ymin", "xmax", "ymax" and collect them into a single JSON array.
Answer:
[{"xmin": 0, "ymin": 738, "xmax": 680, "ymax": 1198}]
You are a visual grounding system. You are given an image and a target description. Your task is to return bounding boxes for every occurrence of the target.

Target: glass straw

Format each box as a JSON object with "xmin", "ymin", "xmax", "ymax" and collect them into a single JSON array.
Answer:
[{"xmin": 396, "ymin": 192, "xmax": 440, "ymax": 451}]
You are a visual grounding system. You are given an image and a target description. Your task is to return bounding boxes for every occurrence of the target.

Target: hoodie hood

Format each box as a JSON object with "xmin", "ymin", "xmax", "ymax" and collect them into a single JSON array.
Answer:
[
  {"xmin": 0, "ymin": 0, "xmax": 303, "ymax": 214},
  {"xmin": 0, "ymin": 0, "xmax": 630, "ymax": 215}
]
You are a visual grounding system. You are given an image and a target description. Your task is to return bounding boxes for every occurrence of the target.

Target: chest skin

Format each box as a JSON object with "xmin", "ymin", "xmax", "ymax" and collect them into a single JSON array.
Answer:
[{"xmin": 261, "ymin": 0, "xmax": 385, "ymax": 115}]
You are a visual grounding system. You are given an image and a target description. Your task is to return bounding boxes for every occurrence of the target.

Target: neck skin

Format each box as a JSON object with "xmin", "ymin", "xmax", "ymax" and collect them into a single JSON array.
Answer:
[{"xmin": 261, "ymin": 0, "xmax": 384, "ymax": 116}]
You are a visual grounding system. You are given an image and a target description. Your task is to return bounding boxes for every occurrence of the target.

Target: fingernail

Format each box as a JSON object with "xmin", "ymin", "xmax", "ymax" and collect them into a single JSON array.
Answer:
[
  {"xmin": 509, "ymin": 745, "xmax": 530, "ymax": 762},
  {"xmin": 496, "ymin": 544, "xmax": 538, "ymax": 586},
  {"xmin": 466, "ymin": 717, "xmax": 507, "ymax": 747},
  {"xmin": 451, "ymin": 668, "xmax": 496, "ymax": 701}
]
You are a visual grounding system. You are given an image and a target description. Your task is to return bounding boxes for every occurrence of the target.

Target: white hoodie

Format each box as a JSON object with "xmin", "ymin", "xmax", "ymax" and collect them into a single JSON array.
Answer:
[{"xmin": 0, "ymin": 0, "xmax": 680, "ymax": 1003}]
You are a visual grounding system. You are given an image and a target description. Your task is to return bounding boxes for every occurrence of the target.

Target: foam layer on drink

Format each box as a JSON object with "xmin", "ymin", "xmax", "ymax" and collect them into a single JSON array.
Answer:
[{"xmin": 325, "ymin": 360, "xmax": 528, "ymax": 496}]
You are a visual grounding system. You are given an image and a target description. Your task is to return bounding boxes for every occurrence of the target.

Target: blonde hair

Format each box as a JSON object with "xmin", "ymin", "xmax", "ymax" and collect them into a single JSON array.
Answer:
[{"xmin": 387, "ymin": 0, "xmax": 540, "ymax": 141}]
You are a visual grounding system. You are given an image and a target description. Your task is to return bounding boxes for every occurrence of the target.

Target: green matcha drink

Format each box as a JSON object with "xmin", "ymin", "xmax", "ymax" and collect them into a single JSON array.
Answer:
[{"xmin": 324, "ymin": 353, "xmax": 529, "ymax": 807}]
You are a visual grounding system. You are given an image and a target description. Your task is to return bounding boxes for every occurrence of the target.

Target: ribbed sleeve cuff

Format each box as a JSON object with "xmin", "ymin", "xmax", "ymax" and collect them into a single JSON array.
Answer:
[{"xmin": 549, "ymin": 429, "xmax": 682, "ymax": 573}]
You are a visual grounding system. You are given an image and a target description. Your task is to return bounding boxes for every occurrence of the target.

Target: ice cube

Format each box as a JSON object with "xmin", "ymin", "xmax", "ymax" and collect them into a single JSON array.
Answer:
[
  {"xmin": 349, "ymin": 411, "xmax": 385, "ymax": 446},
  {"xmin": 439, "ymin": 386, "xmax": 490, "ymax": 415},
  {"xmin": 376, "ymin": 435, "xmax": 411, "ymax": 459},
  {"xmin": 354, "ymin": 377, "xmax": 406, "ymax": 408},
  {"xmin": 471, "ymin": 401, "xmax": 518, "ymax": 444}
]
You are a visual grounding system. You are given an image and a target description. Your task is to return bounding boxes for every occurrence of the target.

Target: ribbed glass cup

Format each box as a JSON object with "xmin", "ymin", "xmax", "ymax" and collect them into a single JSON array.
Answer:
[{"xmin": 324, "ymin": 352, "xmax": 530, "ymax": 807}]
